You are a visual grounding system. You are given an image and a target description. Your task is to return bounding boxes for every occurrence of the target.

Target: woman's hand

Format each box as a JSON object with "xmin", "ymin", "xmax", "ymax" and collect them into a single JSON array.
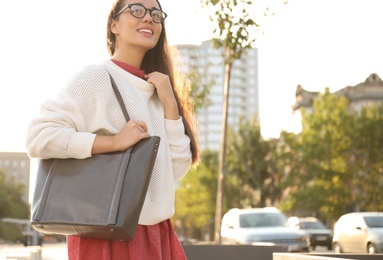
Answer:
[
  {"xmin": 92, "ymin": 120, "xmax": 150, "ymax": 154},
  {"xmin": 113, "ymin": 120, "xmax": 151, "ymax": 151},
  {"xmin": 145, "ymin": 72, "xmax": 180, "ymax": 120}
]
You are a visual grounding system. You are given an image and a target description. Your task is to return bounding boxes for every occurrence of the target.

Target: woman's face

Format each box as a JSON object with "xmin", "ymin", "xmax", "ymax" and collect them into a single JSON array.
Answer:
[{"xmin": 112, "ymin": 0, "xmax": 163, "ymax": 54}]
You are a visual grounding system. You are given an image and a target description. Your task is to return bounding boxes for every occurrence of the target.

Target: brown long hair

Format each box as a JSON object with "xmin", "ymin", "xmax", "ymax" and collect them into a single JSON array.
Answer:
[{"xmin": 106, "ymin": 0, "xmax": 200, "ymax": 164}]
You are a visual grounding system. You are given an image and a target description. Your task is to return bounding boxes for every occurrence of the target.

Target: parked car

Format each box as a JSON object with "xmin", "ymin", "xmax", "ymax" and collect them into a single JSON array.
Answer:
[
  {"xmin": 221, "ymin": 207, "xmax": 310, "ymax": 252},
  {"xmin": 332, "ymin": 212, "xmax": 383, "ymax": 254},
  {"xmin": 288, "ymin": 217, "xmax": 333, "ymax": 250}
]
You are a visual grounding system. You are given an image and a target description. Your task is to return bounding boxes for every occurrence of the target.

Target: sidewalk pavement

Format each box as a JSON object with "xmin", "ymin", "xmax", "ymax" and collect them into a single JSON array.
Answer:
[
  {"xmin": 0, "ymin": 242, "xmax": 67, "ymax": 260},
  {"xmin": 41, "ymin": 243, "xmax": 68, "ymax": 260}
]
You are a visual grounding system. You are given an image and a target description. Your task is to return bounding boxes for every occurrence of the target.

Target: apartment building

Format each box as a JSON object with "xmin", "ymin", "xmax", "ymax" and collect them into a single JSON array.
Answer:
[{"xmin": 176, "ymin": 40, "xmax": 260, "ymax": 151}]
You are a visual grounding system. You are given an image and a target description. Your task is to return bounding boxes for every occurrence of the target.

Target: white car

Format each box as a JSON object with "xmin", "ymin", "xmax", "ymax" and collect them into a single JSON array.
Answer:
[
  {"xmin": 332, "ymin": 212, "xmax": 383, "ymax": 254},
  {"xmin": 221, "ymin": 207, "xmax": 310, "ymax": 252}
]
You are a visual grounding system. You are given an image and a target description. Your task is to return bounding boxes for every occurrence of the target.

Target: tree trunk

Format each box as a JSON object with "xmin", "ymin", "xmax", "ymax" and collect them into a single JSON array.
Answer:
[{"xmin": 214, "ymin": 49, "xmax": 232, "ymax": 244}]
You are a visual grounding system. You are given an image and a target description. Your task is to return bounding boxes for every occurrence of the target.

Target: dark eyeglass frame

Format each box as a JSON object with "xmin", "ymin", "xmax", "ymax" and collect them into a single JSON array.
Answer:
[{"xmin": 114, "ymin": 3, "xmax": 167, "ymax": 24}]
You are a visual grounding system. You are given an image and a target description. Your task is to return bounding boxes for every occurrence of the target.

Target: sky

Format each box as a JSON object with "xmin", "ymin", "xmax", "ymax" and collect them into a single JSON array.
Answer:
[{"xmin": 1, "ymin": 0, "xmax": 383, "ymax": 153}]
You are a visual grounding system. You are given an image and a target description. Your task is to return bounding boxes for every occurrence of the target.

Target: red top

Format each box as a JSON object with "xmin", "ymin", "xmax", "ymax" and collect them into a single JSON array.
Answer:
[{"xmin": 111, "ymin": 59, "xmax": 145, "ymax": 79}]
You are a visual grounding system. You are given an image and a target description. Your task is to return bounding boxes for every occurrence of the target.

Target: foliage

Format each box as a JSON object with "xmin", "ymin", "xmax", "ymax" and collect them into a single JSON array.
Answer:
[
  {"xmin": 201, "ymin": 0, "xmax": 260, "ymax": 62},
  {"xmin": 0, "ymin": 170, "xmax": 30, "ymax": 242},
  {"xmin": 175, "ymin": 97, "xmax": 383, "ymax": 239},
  {"xmin": 183, "ymin": 0, "xmax": 382, "ymax": 230},
  {"xmin": 226, "ymin": 115, "xmax": 282, "ymax": 208},
  {"xmin": 200, "ymin": 0, "xmax": 279, "ymax": 243},
  {"xmin": 279, "ymin": 91, "xmax": 383, "ymax": 223},
  {"xmin": 350, "ymin": 103, "xmax": 383, "ymax": 212},
  {"xmin": 0, "ymin": 170, "xmax": 29, "ymax": 219},
  {"xmin": 173, "ymin": 116, "xmax": 287, "ymax": 241},
  {"xmin": 187, "ymin": 66, "xmax": 214, "ymax": 113},
  {"xmin": 279, "ymin": 92, "xmax": 354, "ymax": 220},
  {"xmin": 173, "ymin": 150, "xmax": 218, "ymax": 241},
  {"xmin": 0, "ymin": 223, "xmax": 24, "ymax": 243}
]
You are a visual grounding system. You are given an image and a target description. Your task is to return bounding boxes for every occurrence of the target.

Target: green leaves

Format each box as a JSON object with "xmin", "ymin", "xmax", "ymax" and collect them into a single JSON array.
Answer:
[
  {"xmin": 201, "ymin": 0, "xmax": 261, "ymax": 63},
  {"xmin": 280, "ymin": 94, "xmax": 383, "ymax": 221},
  {"xmin": 173, "ymin": 150, "xmax": 218, "ymax": 240},
  {"xmin": 0, "ymin": 170, "xmax": 29, "ymax": 220},
  {"xmin": 174, "ymin": 99, "xmax": 383, "ymax": 239},
  {"xmin": 0, "ymin": 170, "xmax": 30, "ymax": 242}
]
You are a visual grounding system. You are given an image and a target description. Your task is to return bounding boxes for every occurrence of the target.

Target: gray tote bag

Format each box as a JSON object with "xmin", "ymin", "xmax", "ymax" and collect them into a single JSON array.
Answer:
[{"xmin": 31, "ymin": 73, "xmax": 160, "ymax": 241}]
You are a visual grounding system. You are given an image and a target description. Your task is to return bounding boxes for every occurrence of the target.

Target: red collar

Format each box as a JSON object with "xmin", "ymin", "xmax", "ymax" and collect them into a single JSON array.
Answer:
[{"xmin": 111, "ymin": 59, "xmax": 145, "ymax": 79}]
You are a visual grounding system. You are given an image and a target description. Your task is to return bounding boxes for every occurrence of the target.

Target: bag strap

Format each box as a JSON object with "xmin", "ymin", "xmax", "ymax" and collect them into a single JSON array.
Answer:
[{"xmin": 108, "ymin": 72, "xmax": 130, "ymax": 122}]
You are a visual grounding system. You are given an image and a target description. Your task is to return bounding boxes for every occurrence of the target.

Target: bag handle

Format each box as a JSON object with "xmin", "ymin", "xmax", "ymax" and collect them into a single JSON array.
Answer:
[{"xmin": 108, "ymin": 72, "xmax": 130, "ymax": 122}]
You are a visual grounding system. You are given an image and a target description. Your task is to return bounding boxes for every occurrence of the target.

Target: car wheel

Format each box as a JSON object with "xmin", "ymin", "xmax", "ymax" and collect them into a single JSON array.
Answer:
[
  {"xmin": 367, "ymin": 243, "xmax": 377, "ymax": 254},
  {"xmin": 334, "ymin": 243, "xmax": 342, "ymax": 253}
]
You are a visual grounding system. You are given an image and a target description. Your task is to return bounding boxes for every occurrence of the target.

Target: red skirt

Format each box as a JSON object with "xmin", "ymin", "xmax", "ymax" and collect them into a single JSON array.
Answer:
[{"xmin": 67, "ymin": 219, "xmax": 187, "ymax": 260}]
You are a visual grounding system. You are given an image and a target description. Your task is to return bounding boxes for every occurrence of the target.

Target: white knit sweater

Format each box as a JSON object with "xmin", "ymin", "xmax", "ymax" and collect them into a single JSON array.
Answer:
[{"xmin": 26, "ymin": 60, "xmax": 192, "ymax": 225}]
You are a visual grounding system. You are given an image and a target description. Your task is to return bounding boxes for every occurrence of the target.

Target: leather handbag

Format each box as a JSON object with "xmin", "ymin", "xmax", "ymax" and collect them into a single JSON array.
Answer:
[{"xmin": 30, "ymin": 72, "xmax": 160, "ymax": 241}]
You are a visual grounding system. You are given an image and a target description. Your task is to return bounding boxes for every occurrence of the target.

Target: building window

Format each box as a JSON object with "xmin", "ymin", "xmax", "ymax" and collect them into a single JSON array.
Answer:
[{"xmin": 20, "ymin": 161, "xmax": 26, "ymax": 169}]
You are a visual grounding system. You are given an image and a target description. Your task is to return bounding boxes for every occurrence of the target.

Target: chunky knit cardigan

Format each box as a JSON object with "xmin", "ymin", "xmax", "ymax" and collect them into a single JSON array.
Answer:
[{"xmin": 26, "ymin": 59, "xmax": 192, "ymax": 225}]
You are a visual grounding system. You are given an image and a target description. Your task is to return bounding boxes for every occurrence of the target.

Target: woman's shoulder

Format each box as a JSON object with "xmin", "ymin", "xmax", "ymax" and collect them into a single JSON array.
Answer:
[
  {"xmin": 69, "ymin": 63, "xmax": 110, "ymax": 86},
  {"xmin": 62, "ymin": 62, "xmax": 111, "ymax": 94}
]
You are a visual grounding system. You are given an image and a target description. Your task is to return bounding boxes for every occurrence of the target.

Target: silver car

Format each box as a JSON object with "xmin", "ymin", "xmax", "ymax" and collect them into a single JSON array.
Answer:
[
  {"xmin": 332, "ymin": 212, "xmax": 383, "ymax": 254},
  {"xmin": 221, "ymin": 207, "xmax": 310, "ymax": 252}
]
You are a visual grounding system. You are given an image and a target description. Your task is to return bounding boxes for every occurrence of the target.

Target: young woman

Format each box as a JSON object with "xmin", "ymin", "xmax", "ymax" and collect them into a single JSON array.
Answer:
[{"xmin": 26, "ymin": 0, "xmax": 199, "ymax": 259}]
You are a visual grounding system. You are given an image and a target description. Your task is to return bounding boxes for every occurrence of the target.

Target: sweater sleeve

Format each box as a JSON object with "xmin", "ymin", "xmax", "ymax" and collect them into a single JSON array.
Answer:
[
  {"xmin": 165, "ymin": 117, "xmax": 192, "ymax": 180},
  {"xmin": 25, "ymin": 65, "xmax": 110, "ymax": 159}
]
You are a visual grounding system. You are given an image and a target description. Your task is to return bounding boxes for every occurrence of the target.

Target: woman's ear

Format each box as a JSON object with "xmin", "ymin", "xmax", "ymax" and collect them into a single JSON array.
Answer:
[{"xmin": 111, "ymin": 20, "xmax": 119, "ymax": 35}]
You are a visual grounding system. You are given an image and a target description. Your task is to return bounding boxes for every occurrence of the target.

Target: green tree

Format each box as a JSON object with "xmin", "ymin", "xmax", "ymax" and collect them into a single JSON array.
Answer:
[
  {"xmin": 278, "ymin": 94, "xmax": 383, "ymax": 224},
  {"xmin": 0, "ymin": 170, "xmax": 30, "ymax": 242},
  {"xmin": 276, "ymin": 130, "xmax": 306, "ymax": 215},
  {"xmin": 351, "ymin": 102, "xmax": 383, "ymax": 212},
  {"xmin": 280, "ymin": 90, "xmax": 355, "ymax": 220},
  {"xmin": 173, "ymin": 150, "xmax": 218, "ymax": 241},
  {"xmin": 187, "ymin": 65, "xmax": 214, "ymax": 114},
  {"xmin": 226, "ymin": 115, "xmax": 281, "ymax": 208},
  {"xmin": 201, "ymin": 0, "xmax": 269, "ymax": 243}
]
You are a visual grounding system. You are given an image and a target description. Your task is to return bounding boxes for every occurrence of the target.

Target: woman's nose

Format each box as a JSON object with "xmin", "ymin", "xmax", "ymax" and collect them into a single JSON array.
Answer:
[{"xmin": 142, "ymin": 11, "xmax": 153, "ymax": 23}]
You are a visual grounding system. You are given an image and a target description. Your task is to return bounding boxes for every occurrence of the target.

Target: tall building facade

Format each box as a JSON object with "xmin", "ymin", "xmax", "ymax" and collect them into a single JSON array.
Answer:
[
  {"xmin": 176, "ymin": 40, "xmax": 260, "ymax": 151},
  {"xmin": 0, "ymin": 152, "xmax": 30, "ymax": 203}
]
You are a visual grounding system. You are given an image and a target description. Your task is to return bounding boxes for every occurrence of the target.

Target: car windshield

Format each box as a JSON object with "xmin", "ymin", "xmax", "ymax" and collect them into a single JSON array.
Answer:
[
  {"xmin": 299, "ymin": 221, "xmax": 326, "ymax": 229},
  {"xmin": 364, "ymin": 216, "xmax": 383, "ymax": 228},
  {"xmin": 240, "ymin": 212, "xmax": 287, "ymax": 228}
]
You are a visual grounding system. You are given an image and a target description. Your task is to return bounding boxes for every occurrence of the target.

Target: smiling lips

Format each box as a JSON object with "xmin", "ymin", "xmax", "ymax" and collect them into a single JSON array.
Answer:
[{"xmin": 138, "ymin": 29, "xmax": 153, "ymax": 35}]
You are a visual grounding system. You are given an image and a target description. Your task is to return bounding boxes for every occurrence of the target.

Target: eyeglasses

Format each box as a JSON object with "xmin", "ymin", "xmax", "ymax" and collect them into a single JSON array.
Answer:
[{"xmin": 114, "ymin": 3, "xmax": 167, "ymax": 24}]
